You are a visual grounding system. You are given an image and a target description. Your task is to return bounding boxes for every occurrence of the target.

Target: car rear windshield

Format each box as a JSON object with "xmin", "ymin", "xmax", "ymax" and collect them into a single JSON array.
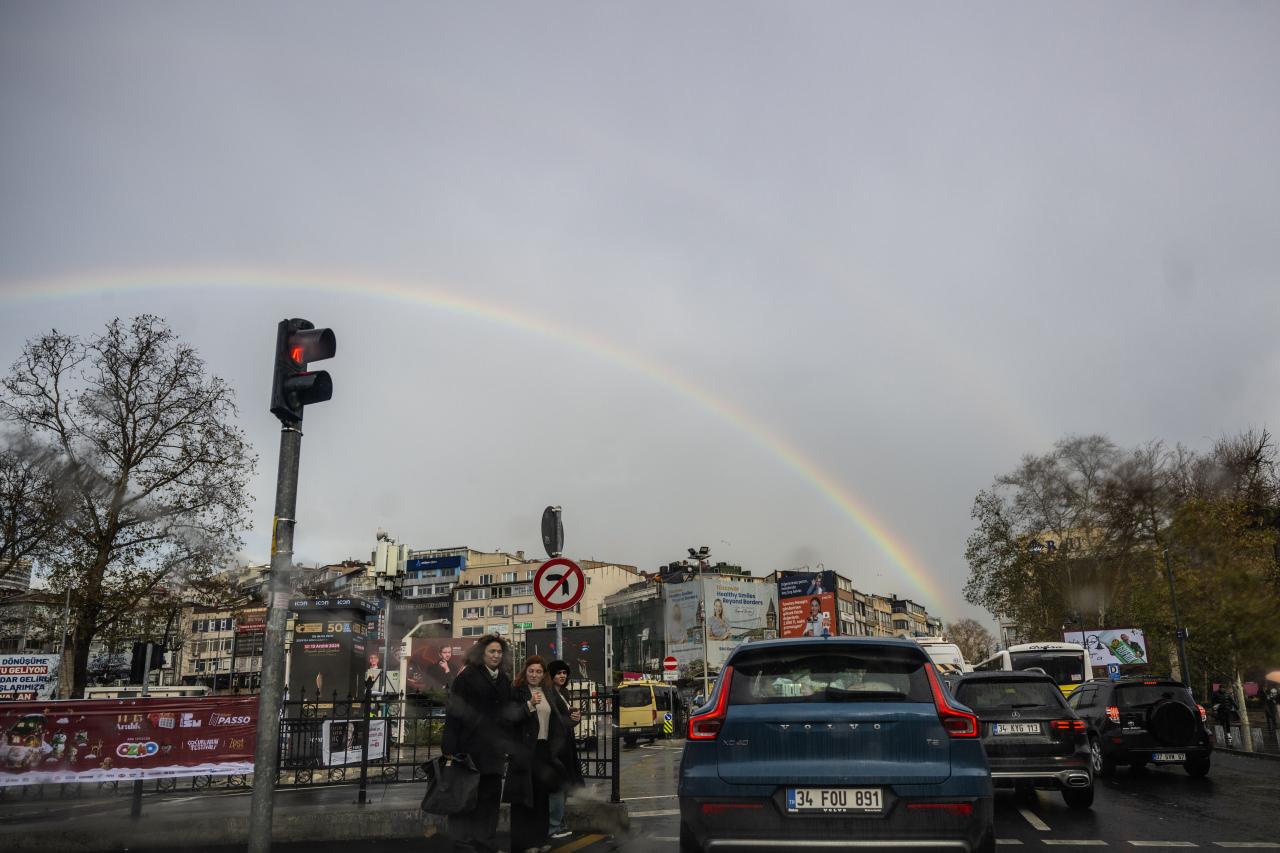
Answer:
[
  {"xmin": 955, "ymin": 679, "xmax": 1064, "ymax": 713},
  {"xmin": 619, "ymin": 686, "xmax": 654, "ymax": 708},
  {"xmin": 728, "ymin": 646, "xmax": 932, "ymax": 704},
  {"xmin": 1009, "ymin": 650, "xmax": 1086, "ymax": 684},
  {"xmin": 1116, "ymin": 683, "xmax": 1195, "ymax": 709}
]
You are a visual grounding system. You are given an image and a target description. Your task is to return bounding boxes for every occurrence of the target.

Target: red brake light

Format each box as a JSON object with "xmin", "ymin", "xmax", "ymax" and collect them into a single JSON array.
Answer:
[
  {"xmin": 925, "ymin": 663, "xmax": 978, "ymax": 738},
  {"xmin": 1051, "ymin": 720, "xmax": 1087, "ymax": 731},
  {"xmin": 907, "ymin": 802, "xmax": 973, "ymax": 817},
  {"xmin": 1106, "ymin": 705, "xmax": 1120, "ymax": 724},
  {"xmin": 688, "ymin": 666, "xmax": 734, "ymax": 741}
]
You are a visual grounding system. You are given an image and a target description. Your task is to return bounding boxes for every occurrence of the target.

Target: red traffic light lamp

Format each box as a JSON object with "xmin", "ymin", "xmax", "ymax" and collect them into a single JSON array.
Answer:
[{"xmin": 270, "ymin": 318, "xmax": 336, "ymax": 423}]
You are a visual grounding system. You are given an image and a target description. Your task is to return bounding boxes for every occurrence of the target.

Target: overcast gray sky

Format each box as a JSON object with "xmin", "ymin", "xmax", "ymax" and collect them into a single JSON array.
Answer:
[{"xmin": 2, "ymin": 2, "xmax": 1278, "ymax": 622}]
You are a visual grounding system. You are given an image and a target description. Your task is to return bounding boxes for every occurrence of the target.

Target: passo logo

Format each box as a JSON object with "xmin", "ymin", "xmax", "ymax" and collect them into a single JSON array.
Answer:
[{"xmin": 208, "ymin": 713, "xmax": 252, "ymax": 727}]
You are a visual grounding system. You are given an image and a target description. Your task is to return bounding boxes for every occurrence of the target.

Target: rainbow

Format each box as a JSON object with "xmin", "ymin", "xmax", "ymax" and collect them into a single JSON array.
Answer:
[{"xmin": 0, "ymin": 268, "xmax": 950, "ymax": 609}]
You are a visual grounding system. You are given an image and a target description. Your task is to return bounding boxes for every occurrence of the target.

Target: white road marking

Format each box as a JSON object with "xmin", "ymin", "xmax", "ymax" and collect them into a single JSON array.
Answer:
[
  {"xmin": 1018, "ymin": 806, "xmax": 1051, "ymax": 832},
  {"xmin": 630, "ymin": 808, "xmax": 681, "ymax": 817},
  {"xmin": 1130, "ymin": 844, "xmax": 1198, "ymax": 848},
  {"xmin": 1213, "ymin": 845, "xmax": 1280, "ymax": 849},
  {"xmin": 997, "ymin": 841, "xmax": 1024, "ymax": 846},
  {"xmin": 653, "ymin": 837, "xmax": 679, "ymax": 842},
  {"xmin": 623, "ymin": 794, "xmax": 680, "ymax": 800},
  {"xmin": 1043, "ymin": 842, "xmax": 1107, "ymax": 846}
]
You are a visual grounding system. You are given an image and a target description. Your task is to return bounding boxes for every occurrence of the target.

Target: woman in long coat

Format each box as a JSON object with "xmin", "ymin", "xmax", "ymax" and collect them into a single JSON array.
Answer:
[
  {"xmin": 442, "ymin": 634, "xmax": 519, "ymax": 853},
  {"xmin": 545, "ymin": 659, "xmax": 584, "ymax": 839},
  {"xmin": 506, "ymin": 655, "xmax": 573, "ymax": 853}
]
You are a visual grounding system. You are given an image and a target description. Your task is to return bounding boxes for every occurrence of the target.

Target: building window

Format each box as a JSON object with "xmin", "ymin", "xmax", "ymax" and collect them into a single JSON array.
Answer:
[
  {"xmin": 502, "ymin": 572, "xmax": 516, "ymax": 583},
  {"xmin": 478, "ymin": 574, "xmax": 494, "ymax": 585},
  {"xmin": 513, "ymin": 603, "xmax": 532, "ymax": 616},
  {"xmin": 463, "ymin": 607, "xmax": 484, "ymax": 619},
  {"xmin": 490, "ymin": 605, "xmax": 508, "ymax": 617},
  {"xmin": 525, "ymin": 570, "xmax": 535, "ymax": 581},
  {"xmin": 512, "ymin": 584, "xmax": 532, "ymax": 596},
  {"xmin": 462, "ymin": 626, "xmax": 483, "ymax": 637},
  {"xmin": 546, "ymin": 621, "xmax": 557, "ymax": 628}
]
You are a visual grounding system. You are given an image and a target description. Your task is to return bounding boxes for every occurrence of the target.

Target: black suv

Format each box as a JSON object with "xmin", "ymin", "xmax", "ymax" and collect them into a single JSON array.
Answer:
[
  {"xmin": 954, "ymin": 671, "xmax": 1095, "ymax": 809},
  {"xmin": 1067, "ymin": 677, "xmax": 1213, "ymax": 777}
]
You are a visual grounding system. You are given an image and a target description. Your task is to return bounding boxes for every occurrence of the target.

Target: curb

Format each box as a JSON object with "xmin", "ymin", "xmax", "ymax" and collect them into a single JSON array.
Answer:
[
  {"xmin": 0, "ymin": 800, "xmax": 629, "ymax": 851},
  {"xmin": 1219, "ymin": 747, "xmax": 1280, "ymax": 763}
]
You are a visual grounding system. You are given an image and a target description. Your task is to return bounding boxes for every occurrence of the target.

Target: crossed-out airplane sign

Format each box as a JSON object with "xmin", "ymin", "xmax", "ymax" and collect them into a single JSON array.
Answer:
[{"xmin": 533, "ymin": 557, "xmax": 585, "ymax": 612}]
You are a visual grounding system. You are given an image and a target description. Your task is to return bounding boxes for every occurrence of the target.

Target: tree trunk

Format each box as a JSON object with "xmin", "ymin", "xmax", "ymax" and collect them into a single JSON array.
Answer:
[
  {"xmin": 70, "ymin": 613, "xmax": 96, "ymax": 699},
  {"xmin": 1233, "ymin": 669, "xmax": 1254, "ymax": 752}
]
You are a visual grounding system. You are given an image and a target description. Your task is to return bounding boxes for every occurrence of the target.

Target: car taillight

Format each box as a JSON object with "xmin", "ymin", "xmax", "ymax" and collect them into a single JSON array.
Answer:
[
  {"xmin": 688, "ymin": 666, "xmax": 734, "ymax": 741},
  {"xmin": 1197, "ymin": 704, "xmax": 1207, "ymax": 722},
  {"xmin": 925, "ymin": 663, "xmax": 979, "ymax": 737},
  {"xmin": 1050, "ymin": 720, "xmax": 1087, "ymax": 731},
  {"xmin": 907, "ymin": 802, "xmax": 973, "ymax": 817},
  {"xmin": 1106, "ymin": 705, "xmax": 1120, "ymax": 724}
]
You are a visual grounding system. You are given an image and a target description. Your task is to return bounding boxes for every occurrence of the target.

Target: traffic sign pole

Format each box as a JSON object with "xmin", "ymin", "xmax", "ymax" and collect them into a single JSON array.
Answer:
[{"xmin": 556, "ymin": 611, "xmax": 564, "ymax": 671}]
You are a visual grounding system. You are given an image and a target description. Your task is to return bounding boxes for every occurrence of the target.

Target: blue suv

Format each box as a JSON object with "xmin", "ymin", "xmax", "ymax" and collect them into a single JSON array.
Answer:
[{"xmin": 678, "ymin": 637, "xmax": 994, "ymax": 852}]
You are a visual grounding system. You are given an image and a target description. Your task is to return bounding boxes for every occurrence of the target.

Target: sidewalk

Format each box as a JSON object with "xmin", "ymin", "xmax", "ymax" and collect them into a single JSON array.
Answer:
[{"xmin": 0, "ymin": 781, "xmax": 629, "ymax": 852}]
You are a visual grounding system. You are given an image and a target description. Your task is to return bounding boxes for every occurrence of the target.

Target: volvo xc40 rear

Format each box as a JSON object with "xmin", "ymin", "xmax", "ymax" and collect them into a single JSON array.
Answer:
[{"xmin": 678, "ymin": 637, "xmax": 994, "ymax": 853}]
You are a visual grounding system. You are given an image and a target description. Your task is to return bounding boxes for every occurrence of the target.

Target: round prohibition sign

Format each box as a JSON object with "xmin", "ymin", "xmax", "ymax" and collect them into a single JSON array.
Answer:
[{"xmin": 533, "ymin": 557, "xmax": 585, "ymax": 611}]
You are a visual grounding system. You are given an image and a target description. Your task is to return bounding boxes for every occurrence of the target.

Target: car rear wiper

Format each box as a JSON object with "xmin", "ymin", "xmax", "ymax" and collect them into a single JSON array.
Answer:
[{"xmin": 825, "ymin": 687, "xmax": 908, "ymax": 701}]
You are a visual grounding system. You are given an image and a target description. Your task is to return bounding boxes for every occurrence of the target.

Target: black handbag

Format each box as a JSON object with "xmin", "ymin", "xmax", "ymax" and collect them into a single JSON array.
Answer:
[{"xmin": 420, "ymin": 753, "xmax": 480, "ymax": 816}]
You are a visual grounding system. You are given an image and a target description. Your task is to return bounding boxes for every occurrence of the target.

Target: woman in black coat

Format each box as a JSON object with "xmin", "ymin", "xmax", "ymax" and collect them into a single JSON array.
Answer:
[
  {"xmin": 441, "ymin": 635, "xmax": 519, "ymax": 853},
  {"xmin": 545, "ymin": 659, "xmax": 584, "ymax": 839},
  {"xmin": 506, "ymin": 655, "xmax": 572, "ymax": 853}
]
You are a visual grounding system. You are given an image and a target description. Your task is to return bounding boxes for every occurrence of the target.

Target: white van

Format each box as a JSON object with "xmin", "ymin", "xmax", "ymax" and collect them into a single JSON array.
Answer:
[{"xmin": 914, "ymin": 637, "xmax": 971, "ymax": 674}]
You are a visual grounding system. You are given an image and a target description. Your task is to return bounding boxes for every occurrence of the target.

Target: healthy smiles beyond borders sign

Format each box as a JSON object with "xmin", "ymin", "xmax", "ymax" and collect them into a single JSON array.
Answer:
[
  {"xmin": 0, "ymin": 655, "xmax": 61, "ymax": 702},
  {"xmin": 0, "ymin": 695, "xmax": 257, "ymax": 786}
]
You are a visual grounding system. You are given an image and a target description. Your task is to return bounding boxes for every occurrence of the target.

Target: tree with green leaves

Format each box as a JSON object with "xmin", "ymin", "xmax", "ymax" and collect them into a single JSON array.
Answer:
[{"xmin": 0, "ymin": 316, "xmax": 256, "ymax": 696}]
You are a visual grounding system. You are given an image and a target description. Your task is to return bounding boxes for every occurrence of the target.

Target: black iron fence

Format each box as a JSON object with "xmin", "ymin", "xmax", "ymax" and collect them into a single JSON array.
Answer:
[{"xmin": 0, "ymin": 685, "xmax": 621, "ymax": 804}]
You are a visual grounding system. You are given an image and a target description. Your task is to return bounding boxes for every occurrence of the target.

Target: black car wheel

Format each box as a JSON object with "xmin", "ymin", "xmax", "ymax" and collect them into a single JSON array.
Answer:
[
  {"xmin": 1185, "ymin": 756, "xmax": 1211, "ymax": 778},
  {"xmin": 680, "ymin": 821, "xmax": 703, "ymax": 853},
  {"xmin": 1091, "ymin": 737, "xmax": 1116, "ymax": 777}
]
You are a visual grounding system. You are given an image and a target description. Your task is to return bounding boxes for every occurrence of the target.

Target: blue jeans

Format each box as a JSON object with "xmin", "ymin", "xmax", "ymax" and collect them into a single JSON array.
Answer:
[{"xmin": 548, "ymin": 789, "xmax": 566, "ymax": 833}]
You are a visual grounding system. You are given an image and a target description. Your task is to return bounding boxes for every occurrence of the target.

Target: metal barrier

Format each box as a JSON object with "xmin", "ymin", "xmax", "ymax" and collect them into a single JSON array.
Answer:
[{"xmin": 0, "ymin": 686, "xmax": 620, "ymax": 804}]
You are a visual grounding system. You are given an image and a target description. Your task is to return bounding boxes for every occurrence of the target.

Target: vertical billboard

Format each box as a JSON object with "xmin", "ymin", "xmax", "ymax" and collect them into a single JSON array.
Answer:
[
  {"xmin": 663, "ymin": 576, "xmax": 778, "ymax": 678},
  {"xmin": 287, "ymin": 598, "xmax": 377, "ymax": 703},
  {"xmin": 0, "ymin": 654, "xmax": 61, "ymax": 701},
  {"xmin": 1062, "ymin": 628, "xmax": 1149, "ymax": 667},
  {"xmin": 524, "ymin": 626, "xmax": 612, "ymax": 686},
  {"xmin": 778, "ymin": 571, "xmax": 838, "ymax": 637}
]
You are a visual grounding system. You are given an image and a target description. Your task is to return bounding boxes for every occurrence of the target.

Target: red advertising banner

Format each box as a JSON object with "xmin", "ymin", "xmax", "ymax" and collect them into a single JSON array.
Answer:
[
  {"xmin": 780, "ymin": 592, "xmax": 837, "ymax": 638},
  {"xmin": 0, "ymin": 696, "xmax": 256, "ymax": 786}
]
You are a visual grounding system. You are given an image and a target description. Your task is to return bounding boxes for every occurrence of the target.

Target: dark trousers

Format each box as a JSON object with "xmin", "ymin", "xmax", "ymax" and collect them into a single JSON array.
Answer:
[
  {"xmin": 449, "ymin": 772, "xmax": 502, "ymax": 853},
  {"xmin": 511, "ymin": 741, "xmax": 553, "ymax": 852}
]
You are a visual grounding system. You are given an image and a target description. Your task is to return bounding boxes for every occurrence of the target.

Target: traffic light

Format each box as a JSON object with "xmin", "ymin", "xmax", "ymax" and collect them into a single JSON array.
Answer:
[
  {"xmin": 270, "ymin": 318, "xmax": 337, "ymax": 423},
  {"xmin": 129, "ymin": 642, "xmax": 165, "ymax": 684}
]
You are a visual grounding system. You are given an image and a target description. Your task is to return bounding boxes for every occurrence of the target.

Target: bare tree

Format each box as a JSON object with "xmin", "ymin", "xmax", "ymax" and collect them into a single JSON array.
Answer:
[
  {"xmin": 0, "ymin": 316, "xmax": 256, "ymax": 696},
  {"xmin": 0, "ymin": 433, "xmax": 68, "ymax": 586},
  {"xmin": 945, "ymin": 617, "xmax": 995, "ymax": 664}
]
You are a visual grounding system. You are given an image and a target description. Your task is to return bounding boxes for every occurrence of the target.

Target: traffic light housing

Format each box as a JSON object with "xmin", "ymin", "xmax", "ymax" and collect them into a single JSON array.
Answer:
[
  {"xmin": 130, "ymin": 642, "xmax": 166, "ymax": 684},
  {"xmin": 270, "ymin": 318, "xmax": 336, "ymax": 423}
]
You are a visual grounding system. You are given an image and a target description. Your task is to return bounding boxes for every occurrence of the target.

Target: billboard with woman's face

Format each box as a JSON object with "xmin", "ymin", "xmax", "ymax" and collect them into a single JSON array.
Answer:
[
  {"xmin": 402, "ymin": 637, "xmax": 477, "ymax": 695},
  {"xmin": 778, "ymin": 571, "xmax": 837, "ymax": 637}
]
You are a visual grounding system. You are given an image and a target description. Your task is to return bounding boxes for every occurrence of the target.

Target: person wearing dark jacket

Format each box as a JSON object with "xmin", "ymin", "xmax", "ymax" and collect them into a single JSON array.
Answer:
[
  {"xmin": 507, "ymin": 656, "xmax": 571, "ymax": 853},
  {"xmin": 442, "ymin": 635, "xmax": 519, "ymax": 853},
  {"xmin": 545, "ymin": 660, "xmax": 584, "ymax": 840}
]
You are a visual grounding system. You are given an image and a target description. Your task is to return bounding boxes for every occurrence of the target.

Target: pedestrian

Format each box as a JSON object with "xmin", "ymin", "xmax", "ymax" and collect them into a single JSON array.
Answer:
[
  {"xmin": 507, "ymin": 655, "xmax": 571, "ymax": 853},
  {"xmin": 441, "ymin": 634, "xmax": 519, "ymax": 853},
  {"xmin": 1213, "ymin": 685, "xmax": 1237, "ymax": 747},
  {"xmin": 1265, "ymin": 685, "xmax": 1279, "ymax": 731},
  {"xmin": 546, "ymin": 659, "xmax": 584, "ymax": 840}
]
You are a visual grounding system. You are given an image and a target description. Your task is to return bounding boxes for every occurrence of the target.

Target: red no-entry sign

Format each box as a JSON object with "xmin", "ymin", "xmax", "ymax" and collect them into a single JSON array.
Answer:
[
  {"xmin": 533, "ymin": 557, "xmax": 585, "ymax": 612},
  {"xmin": 663, "ymin": 656, "xmax": 678, "ymax": 672}
]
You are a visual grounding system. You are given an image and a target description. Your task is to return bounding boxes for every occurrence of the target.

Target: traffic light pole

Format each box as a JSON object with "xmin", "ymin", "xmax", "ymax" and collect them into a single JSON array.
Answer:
[
  {"xmin": 130, "ymin": 641, "xmax": 153, "ymax": 819},
  {"xmin": 248, "ymin": 421, "xmax": 304, "ymax": 853}
]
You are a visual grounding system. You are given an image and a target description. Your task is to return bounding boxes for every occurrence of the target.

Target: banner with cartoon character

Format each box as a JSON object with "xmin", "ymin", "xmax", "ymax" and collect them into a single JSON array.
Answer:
[{"xmin": 0, "ymin": 696, "xmax": 256, "ymax": 786}]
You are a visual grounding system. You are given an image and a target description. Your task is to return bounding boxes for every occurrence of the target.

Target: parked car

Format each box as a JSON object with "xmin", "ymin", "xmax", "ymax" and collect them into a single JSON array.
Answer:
[
  {"xmin": 678, "ymin": 637, "xmax": 994, "ymax": 853},
  {"xmin": 1066, "ymin": 677, "xmax": 1213, "ymax": 777},
  {"xmin": 953, "ymin": 671, "xmax": 1094, "ymax": 809}
]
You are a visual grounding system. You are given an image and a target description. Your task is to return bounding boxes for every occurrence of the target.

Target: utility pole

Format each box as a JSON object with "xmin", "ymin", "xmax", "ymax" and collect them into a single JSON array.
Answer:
[{"xmin": 248, "ymin": 319, "xmax": 335, "ymax": 853}]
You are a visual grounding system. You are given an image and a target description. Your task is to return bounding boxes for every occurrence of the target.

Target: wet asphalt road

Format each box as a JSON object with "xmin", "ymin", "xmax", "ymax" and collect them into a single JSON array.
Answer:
[{"xmin": 4, "ymin": 737, "xmax": 1278, "ymax": 851}]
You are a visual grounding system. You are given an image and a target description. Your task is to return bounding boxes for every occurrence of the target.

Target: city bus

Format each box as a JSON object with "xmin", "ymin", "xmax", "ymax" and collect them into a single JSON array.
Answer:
[
  {"xmin": 617, "ymin": 679, "xmax": 682, "ymax": 747},
  {"xmin": 972, "ymin": 641, "xmax": 1093, "ymax": 696}
]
